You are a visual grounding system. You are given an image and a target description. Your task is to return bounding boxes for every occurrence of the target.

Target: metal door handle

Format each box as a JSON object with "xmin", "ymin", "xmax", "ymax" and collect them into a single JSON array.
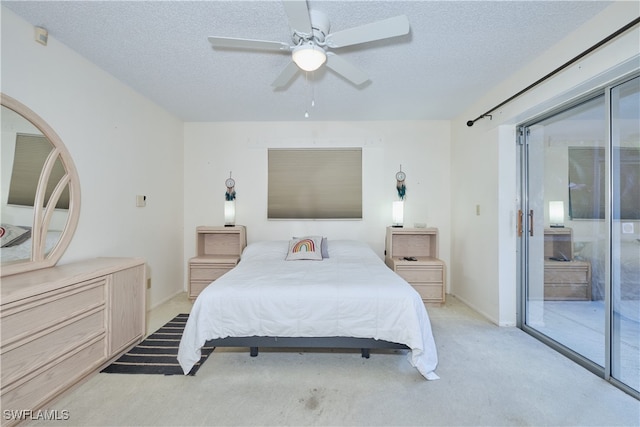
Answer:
[
  {"xmin": 529, "ymin": 210, "xmax": 534, "ymax": 236},
  {"xmin": 517, "ymin": 210, "xmax": 523, "ymax": 237}
]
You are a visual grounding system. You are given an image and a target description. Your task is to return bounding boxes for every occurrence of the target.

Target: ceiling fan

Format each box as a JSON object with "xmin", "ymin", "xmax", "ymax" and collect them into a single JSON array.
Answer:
[{"xmin": 207, "ymin": 0, "xmax": 410, "ymax": 88}]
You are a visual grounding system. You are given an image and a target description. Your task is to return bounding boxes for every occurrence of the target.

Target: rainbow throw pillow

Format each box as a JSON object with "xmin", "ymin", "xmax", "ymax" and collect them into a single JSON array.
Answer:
[{"xmin": 285, "ymin": 236, "xmax": 323, "ymax": 261}]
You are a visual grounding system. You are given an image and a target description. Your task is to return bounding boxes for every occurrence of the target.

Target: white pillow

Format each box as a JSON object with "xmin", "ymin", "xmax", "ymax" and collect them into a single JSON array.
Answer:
[
  {"xmin": 327, "ymin": 240, "xmax": 376, "ymax": 259},
  {"xmin": 241, "ymin": 241, "xmax": 289, "ymax": 262},
  {"xmin": 285, "ymin": 236, "xmax": 323, "ymax": 260}
]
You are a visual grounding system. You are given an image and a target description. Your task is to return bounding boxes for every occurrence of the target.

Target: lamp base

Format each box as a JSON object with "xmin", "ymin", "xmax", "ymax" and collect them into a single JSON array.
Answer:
[
  {"xmin": 224, "ymin": 224, "xmax": 235, "ymax": 227},
  {"xmin": 392, "ymin": 225, "xmax": 404, "ymax": 228},
  {"xmin": 550, "ymin": 225, "xmax": 565, "ymax": 228}
]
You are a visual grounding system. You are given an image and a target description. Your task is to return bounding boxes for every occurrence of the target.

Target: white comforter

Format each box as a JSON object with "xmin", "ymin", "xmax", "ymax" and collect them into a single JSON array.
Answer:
[{"xmin": 177, "ymin": 240, "xmax": 439, "ymax": 380}]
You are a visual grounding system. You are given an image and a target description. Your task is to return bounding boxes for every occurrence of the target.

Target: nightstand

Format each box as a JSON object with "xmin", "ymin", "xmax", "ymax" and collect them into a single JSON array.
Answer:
[
  {"xmin": 544, "ymin": 228, "xmax": 591, "ymax": 300},
  {"xmin": 188, "ymin": 226, "xmax": 246, "ymax": 301},
  {"xmin": 384, "ymin": 227, "xmax": 446, "ymax": 304},
  {"xmin": 544, "ymin": 260, "xmax": 592, "ymax": 300}
]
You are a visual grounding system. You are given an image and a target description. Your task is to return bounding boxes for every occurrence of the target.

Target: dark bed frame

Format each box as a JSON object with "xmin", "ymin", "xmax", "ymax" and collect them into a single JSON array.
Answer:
[{"xmin": 207, "ymin": 336, "xmax": 409, "ymax": 358}]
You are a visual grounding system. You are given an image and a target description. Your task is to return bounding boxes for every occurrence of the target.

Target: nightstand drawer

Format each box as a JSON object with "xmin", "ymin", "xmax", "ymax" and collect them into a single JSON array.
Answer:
[
  {"xmin": 189, "ymin": 280, "xmax": 214, "ymax": 298},
  {"xmin": 544, "ymin": 283, "xmax": 590, "ymax": 301},
  {"xmin": 412, "ymin": 284, "xmax": 444, "ymax": 301},
  {"xmin": 190, "ymin": 265, "xmax": 234, "ymax": 281},
  {"xmin": 396, "ymin": 266, "xmax": 443, "ymax": 283},
  {"xmin": 544, "ymin": 266, "xmax": 589, "ymax": 283},
  {"xmin": 544, "ymin": 260, "xmax": 591, "ymax": 301},
  {"xmin": 188, "ymin": 254, "xmax": 240, "ymax": 301}
]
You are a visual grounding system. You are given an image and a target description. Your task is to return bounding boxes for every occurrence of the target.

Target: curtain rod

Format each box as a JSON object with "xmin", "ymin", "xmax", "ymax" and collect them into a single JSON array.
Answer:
[{"xmin": 466, "ymin": 17, "xmax": 640, "ymax": 127}]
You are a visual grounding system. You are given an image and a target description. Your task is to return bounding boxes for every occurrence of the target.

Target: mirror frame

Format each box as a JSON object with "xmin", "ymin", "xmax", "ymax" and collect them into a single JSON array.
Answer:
[{"xmin": 1, "ymin": 93, "xmax": 81, "ymax": 277}]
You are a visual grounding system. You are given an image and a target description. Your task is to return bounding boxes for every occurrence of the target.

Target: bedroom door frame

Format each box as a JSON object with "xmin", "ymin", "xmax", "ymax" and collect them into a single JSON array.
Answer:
[{"xmin": 517, "ymin": 72, "xmax": 639, "ymax": 399}]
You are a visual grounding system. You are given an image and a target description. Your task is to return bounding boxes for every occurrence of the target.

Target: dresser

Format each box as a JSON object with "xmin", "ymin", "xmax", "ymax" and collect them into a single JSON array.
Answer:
[
  {"xmin": 0, "ymin": 257, "xmax": 146, "ymax": 427},
  {"xmin": 188, "ymin": 226, "xmax": 246, "ymax": 300},
  {"xmin": 384, "ymin": 227, "xmax": 446, "ymax": 304}
]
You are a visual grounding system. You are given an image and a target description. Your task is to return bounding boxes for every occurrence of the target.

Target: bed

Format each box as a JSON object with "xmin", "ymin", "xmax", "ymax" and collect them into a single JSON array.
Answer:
[
  {"xmin": 575, "ymin": 238, "xmax": 640, "ymax": 302},
  {"xmin": 177, "ymin": 238, "xmax": 439, "ymax": 380}
]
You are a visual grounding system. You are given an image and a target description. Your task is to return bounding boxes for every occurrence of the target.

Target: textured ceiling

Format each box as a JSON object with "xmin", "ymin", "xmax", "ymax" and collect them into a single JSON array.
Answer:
[{"xmin": 3, "ymin": 1, "xmax": 613, "ymax": 122}]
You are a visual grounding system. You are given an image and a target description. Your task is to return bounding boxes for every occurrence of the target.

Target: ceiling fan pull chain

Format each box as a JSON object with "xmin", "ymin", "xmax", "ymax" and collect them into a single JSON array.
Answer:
[
  {"xmin": 303, "ymin": 70, "xmax": 315, "ymax": 119},
  {"xmin": 310, "ymin": 72, "xmax": 316, "ymax": 108}
]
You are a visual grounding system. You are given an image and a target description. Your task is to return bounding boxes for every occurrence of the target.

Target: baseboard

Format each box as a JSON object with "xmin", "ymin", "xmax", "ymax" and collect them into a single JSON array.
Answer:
[
  {"xmin": 449, "ymin": 293, "xmax": 506, "ymax": 327},
  {"xmin": 147, "ymin": 289, "xmax": 187, "ymax": 312}
]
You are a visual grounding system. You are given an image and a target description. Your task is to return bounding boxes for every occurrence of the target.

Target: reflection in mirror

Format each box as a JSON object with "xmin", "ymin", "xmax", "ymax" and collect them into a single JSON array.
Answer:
[
  {"xmin": 1, "ymin": 105, "xmax": 70, "ymax": 264},
  {"xmin": 1, "ymin": 94, "xmax": 80, "ymax": 277},
  {"xmin": 8, "ymin": 131, "xmax": 70, "ymax": 209}
]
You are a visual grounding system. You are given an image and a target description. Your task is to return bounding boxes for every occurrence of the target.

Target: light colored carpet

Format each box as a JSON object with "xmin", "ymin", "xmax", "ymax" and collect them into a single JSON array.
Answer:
[
  {"xmin": 28, "ymin": 294, "xmax": 639, "ymax": 426},
  {"xmin": 536, "ymin": 300, "xmax": 640, "ymax": 391}
]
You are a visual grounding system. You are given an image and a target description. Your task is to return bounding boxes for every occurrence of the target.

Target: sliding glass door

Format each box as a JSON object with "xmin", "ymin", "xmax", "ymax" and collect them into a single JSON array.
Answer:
[
  {"xmin": 518, "ymin": 74, "xmax": 639, "ymax": 397},
  {"xmin": 610, "ymin": 76, "xmax": 640, "ymax": 393}
]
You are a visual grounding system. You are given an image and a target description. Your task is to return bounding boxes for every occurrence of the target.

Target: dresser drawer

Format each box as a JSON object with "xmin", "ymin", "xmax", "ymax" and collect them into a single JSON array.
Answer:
[
  {"xmin": 396, "ymin": 265, "xmax": 443, "ymax": 283},
  {"xmin": 1, "ymin": 310, "xmax": 105, "ymax": 387},
  {"xmin": 1, "ymin": 337, "xmax": 106, "ymax": 420},
  {"xmin": 1, "ymin": 278, "xmax": 106, "ymax": 347}
]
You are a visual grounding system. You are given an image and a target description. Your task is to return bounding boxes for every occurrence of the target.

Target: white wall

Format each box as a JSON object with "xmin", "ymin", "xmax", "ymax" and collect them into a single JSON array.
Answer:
[
  {"xmin": 183, "ymin": 121, "xmax": 451, "ymax": 289},
  {"xmin": 450, "ymin": 1, "xmax": 639, "ymax": 325},
  {"xmin": 1, "ymin": 8, "xmax": 185, "ymax": 309}
]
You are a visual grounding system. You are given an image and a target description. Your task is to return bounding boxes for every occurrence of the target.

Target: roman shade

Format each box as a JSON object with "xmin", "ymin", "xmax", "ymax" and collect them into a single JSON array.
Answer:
[
  {"xmin": 7, "ymin": 133, "xmax": 70, "ymax": 209},
  {"xmin": 268, "ymin": 148, "xmax": 362, "ymax": 219}
]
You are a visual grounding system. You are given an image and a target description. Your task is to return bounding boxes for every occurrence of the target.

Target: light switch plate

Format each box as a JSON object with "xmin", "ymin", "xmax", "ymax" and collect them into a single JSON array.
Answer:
[{"xmin": 136, "ymin": 195, "xmax": 146, "ymax": 207}]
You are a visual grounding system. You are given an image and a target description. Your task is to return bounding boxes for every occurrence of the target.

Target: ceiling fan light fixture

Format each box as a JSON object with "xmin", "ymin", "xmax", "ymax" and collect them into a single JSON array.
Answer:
[{"xmin": 292, "ymin": 42, "xmax": 326, "ymax": 72}]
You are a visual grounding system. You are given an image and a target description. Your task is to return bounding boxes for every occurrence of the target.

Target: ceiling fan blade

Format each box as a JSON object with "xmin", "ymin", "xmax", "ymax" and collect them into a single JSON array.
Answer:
[
  {"xmin": 325, "ymin": 15, "xmax": 410, "ymax": 48},
  {"xmin": 271, "ymin": 61, "xmax": 300, "ymax": 88},
  {"xmin": 208, "ymin": 36, "xmax": 291, "ymax": 52},
  {"xmin": 282, "ymin": 0, "xmax": 312, "ymax": 35},
  {"xmin": 324, "ymin": 52, "xmax": 369, "ymax": 86}
]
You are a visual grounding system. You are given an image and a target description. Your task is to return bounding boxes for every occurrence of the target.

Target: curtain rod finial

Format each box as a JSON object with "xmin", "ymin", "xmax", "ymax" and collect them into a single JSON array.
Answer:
[{"xmin": 467, "ymin": 114, "xmax": 493, "ymax": 127}]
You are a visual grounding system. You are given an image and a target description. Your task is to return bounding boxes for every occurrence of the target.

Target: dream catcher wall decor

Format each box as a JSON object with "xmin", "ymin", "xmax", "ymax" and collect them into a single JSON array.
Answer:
[
  {"xmin": 224, "ymin": 172, "xmax": 236, "ymax": 226},
  {"xmin": 393, "ymin": 166, "xmax": 405, "ymax": 227}
]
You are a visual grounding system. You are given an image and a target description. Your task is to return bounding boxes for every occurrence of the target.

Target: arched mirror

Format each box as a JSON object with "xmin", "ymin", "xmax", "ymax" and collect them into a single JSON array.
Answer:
[{"xmin": 1, "ymin": 93, "xmax": 80, "ymax": 277}]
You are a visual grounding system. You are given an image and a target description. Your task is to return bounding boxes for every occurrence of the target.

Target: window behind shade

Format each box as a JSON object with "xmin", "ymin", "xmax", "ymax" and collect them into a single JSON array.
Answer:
[
  {"xmin": 268, "ymin": 148, "xmax": 362, "ymax": 219},
  {"xmin": 7, "ymin": 133, "xmax": 70, "ymax": 209},
  {"xmin": 568, "ymin": 146, "xmax": 640, "ymax": 220}
]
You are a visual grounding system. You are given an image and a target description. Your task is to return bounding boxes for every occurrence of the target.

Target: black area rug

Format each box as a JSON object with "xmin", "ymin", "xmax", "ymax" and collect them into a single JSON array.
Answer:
[{"xmin": 101, "ymin": 313, "xmax": 215, "ymax": 376}]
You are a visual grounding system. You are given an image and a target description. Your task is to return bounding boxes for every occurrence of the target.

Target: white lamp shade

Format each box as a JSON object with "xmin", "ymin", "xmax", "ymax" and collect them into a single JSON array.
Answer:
[
  {"xmin": 292, "ymin": 43, "xmax": 327, "ymax": 72},
  {"xmin": 549, "ymin": 201, "xmax": 564, "ymax": 227},
  {"xmin": 224, "ymin": 200, "xmax": 236, "ymax": 226},
  {"xmin": 392, "ymin": 200, "xmax": 404, "ymax": 227}
]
